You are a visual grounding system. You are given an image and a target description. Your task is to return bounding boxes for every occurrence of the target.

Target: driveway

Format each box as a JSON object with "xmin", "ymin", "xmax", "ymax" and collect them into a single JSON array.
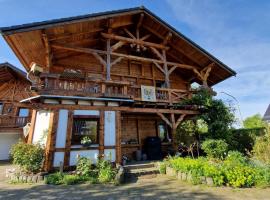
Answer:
[{"xmin": 0, "ymin": 162, "xmax": 270, "ymax": 200}]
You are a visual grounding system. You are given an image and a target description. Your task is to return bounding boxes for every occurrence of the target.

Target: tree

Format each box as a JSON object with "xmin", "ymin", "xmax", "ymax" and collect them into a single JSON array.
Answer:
[
  {"xmin": 243, "ymin": 114, "xmax": 268, "ymax": 129},
  {"xmin": 180, "ymin": 88, "xmax": 235, "ymax": 140}
]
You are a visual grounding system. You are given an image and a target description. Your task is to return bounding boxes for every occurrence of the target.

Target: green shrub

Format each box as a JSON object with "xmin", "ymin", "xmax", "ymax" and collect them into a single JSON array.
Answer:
[
  {"xmin": 97, "ymin": 159, "xmax": 116, "ymax": 183},
  {"xmin": 63, "ymin": 174, "xmax": 82, "ymax": 185},
  {"xmin": 202, "ymin": 139, "xmax": 228, "ymax": 159},
  {"xmin": 45, "ymin": 172, "xmax": 64, "ymax": 185},
  {"xmin": 76, "ymin": 157, "xmax": 93, "ymax": 176},
  {"xmin": 159, "ymin": 162, "xmax": 166, "ymax": 174},
  {"xmin": 10, "ymin": 141, "xmax": 44, "ymax": 173},
  {"xmin": 253, "ymin": 134, "xmax": 270, "ymax": 165},
  {"xmin": 165, "ymin": 156, "xmax": 270, "ymax": 188},
  {"xmin": 225, "ymin": 151, "xmax": 247, "ymax": 165}
]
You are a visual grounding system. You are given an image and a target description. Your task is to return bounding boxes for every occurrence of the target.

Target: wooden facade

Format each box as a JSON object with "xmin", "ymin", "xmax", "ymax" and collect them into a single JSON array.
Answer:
[
  {"xmin": 0, "ymin": 7, "xmax": 236, "ymax": 170},
  {"xmin": 0, "ymin": 63, "xmax": 34, "ymax": 131}
]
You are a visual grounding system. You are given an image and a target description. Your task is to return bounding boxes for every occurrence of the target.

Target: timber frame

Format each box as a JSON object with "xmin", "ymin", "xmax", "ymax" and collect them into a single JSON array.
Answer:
[{"xmin": 0, "ymin": 7, "xmax": 236, "ymax": 171}]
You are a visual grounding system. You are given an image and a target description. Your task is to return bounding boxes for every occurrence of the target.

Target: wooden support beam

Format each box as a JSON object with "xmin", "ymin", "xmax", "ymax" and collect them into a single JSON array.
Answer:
[
  {"xmin": 163, "ymin": 32, "xmax": 172, "ymax": 45},
  {"xmin": 99, "ymin": 111, "xmax": 105, "ymax": 155},
  {"xmin": 106, "ymin": 39, "xmax": 111, "ymax": 80},
  {"xmin": 115, "ymin": 111, "xmax": 121, "ymax": 164},
  {"xmin": 111, "ymin": 41, "xmax": 126, "ymax": 51},
  {"xmin": 42, "ymin": 31, "xmax": 52, "ymax": 71},
  {"xmin": 150, "ymin": 47, "xmax": 163, "ymax": 60},
  {"xmin": 16, "ymin": 102, "xmax": 200, "ymax": 115},
  {"xmin": 101, "ymin": 32, "xmax": 168, "ymax": 50},
  {"xmin": 111, "ymin": 57, "xmax": 123, "ymax": 67},
  {"xmin": 157, "ymin": 113, "xmax": 172, "ymax": 128},
  {"xmin": 124, "ymin": 28, "xmax": 136, "ymax": 39},
  {"xmin": 51, "ymin": 43, "xmax": 200, "ymax": 73},
  {"xmin": 153, "ymin": 61, "xmax": 165, "ymax": 74},
  {"xmin": 162, "ymin": 50, "xmax": 170, "ymax": 88},
  {"xmin": 27, "ymin": 109, "xmax": 37, "ymax": 144},
  {"xmin": 175, "ymin": 114, "xmax": 186, "ymax": 129},
  {"xmin": 92, "ymin": 52, "xmax": 106, "ymax": 66}
]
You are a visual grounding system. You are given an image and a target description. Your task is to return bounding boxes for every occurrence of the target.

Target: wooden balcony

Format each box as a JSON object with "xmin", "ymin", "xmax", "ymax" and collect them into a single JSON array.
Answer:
[
  {"xmin": 0, "ymin": 116, "xmax": 29, "ymax": 128},
  {"xmin": 36, "ymin": 75, "xmax": 192, "ymax": 104}
]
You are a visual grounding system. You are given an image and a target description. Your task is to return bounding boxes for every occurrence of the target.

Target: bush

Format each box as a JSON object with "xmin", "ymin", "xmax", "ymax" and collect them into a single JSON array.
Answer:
[
  {"xmin": 159, "ymin": 162, "xmax": 166, "ymax": 174},
  {"xmin": 165, "ymin": 156, "xmax": 270, "ymax": 188},
  {"xmin": 45, "ymin": 172, "xmax": 64, "ymax": 185},
  {"xmin": 76, "ymin": 157, "xmax": 93, "ymax": 176},
  {"xmin": 253, "ymin": 134, "xmax": 270, "ymax": 165},
  {"xmin": 10, "ymin": 141, "xmax": 44, "ymax": 173},
  {"xmin": 202, "ymin": 139, "xmax": 228, "ymax": 159},
  {"xmin": 97, "ymin": 159, "xmax": 116, "ymax": 183},
  {"xmin": 63, "ymin": 174, "xmax": 82, "ymax": 185}
]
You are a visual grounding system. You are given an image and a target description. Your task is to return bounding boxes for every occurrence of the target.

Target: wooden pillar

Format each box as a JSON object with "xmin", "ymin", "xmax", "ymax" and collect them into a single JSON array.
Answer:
[
  {"xmin": 162, "ymin": 50, "xmax": 170, "ymax": 88},
  {"xmin": 27, "ymin": 109, "xmax": 37, "ymax": 144},
  {"xmin": 106, "ymin": 39, "xmax": 111, "ymax": 80},
  {"xmin": 64, "ymin": 110, "xmax": 73, "ymax": 169},
  {"xmin": 115, "ymin": 111, "xmax": 121, "ymax": 164},
  {"xmin": 99, "ymin": 111, "xmax": 105, "ymax": 155},
  {"xmin": 44, "ymin": 110, "xmax": 59, "ymax": 172}
]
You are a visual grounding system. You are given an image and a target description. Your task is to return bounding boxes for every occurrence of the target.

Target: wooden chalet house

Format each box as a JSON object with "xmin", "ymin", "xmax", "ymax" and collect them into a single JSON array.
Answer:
[
  {"xmin": 0, "ymin": 7, "xmax": 236, "ymax": 171},
  {"xmin": 0, "ymin": 62, "xmax": 33, "ymax": 160}
]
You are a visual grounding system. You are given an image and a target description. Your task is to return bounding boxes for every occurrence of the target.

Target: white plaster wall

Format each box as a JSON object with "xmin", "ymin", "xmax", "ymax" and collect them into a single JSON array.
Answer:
[
  {"xmin": 104, "ymin": 149, "xmax": 116, "ymax": 162},
  {"xmin": 0, "ymin": 133, "xmax": 20, "ymax": 160},
  {"xmin": 69, "ymin": 150, "xmax": 99, "ymax": 166},
  {"xmin": 74, "ymin": 110, "xmax": 100, "ymax": 116},
  {"xmin": 55, "ymin": 109, "xmax": 69, "ymax": 148},
  {"xmin": 53, "ymin": 152, "xmax": 65, "ymax": 167},
  {"xmin": 104, "ymin": 111, "xmax": 116, "ymax": 146},
  {"xmin": 32, "ymin": 110, "xmax": 51, "ymax": 145}
]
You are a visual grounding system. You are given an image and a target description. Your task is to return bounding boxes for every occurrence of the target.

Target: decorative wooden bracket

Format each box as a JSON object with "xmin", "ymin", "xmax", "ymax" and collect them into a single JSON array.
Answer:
[
  {"xmin": 157, "ymin": 113, "xmax": 186, "ymax": 130},
  {"xmin": 157, "ymin": 113, "xmax": 172, "ymax": 128}
]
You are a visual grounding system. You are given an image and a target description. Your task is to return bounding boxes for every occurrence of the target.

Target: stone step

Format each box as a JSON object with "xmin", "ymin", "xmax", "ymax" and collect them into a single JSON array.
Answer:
[{"xmin": 123, "ymin": 162, "xmax": 156, "ymax": 170}]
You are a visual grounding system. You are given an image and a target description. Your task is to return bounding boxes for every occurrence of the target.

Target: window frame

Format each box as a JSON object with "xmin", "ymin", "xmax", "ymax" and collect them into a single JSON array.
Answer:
[{"xmin": 71, "ymin": 115, "xmax": 100, "ymax": 145}]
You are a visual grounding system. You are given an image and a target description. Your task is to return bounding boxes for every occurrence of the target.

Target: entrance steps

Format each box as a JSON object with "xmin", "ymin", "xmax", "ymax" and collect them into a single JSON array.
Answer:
[{"xmin": 123, "ymin": 161, "xmax": 159, "ymax": 182}]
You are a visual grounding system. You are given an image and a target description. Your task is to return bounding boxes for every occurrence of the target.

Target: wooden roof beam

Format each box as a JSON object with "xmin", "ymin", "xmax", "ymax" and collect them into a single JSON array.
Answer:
[
  {"xmin": 51, "ymin": 43, "xmax": 200, "ymax": 72},
  {"xmin": 101, "ymin": 32, "xmax": 168, "ymax": 50},
  {"xmin": 163, "ymin": 32, "xmax": 172, "ymax": 45},
  {"xmin": 42, "ymin": 30, "xmax": 52, "ymax": 71}
]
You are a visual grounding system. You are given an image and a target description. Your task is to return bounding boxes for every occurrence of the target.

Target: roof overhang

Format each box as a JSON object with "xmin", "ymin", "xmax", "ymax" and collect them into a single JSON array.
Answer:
[{"xmin": 0, "ymin": 6, "xmax": 236, "ymax": 86}]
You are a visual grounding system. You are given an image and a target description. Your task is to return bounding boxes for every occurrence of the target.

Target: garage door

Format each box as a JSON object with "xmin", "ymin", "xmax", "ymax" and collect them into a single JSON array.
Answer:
[{"xmin": 0, "ymin": 134, "xmax": 21, "ymax": 160}]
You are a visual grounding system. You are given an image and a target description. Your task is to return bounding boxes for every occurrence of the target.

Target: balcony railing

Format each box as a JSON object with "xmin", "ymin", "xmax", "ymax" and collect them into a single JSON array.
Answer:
[
  {"xmin": 37, "ymin": 74, "xmax": 192, "ymax": 104},
  {"xmin": 0, "ymin": 116, "xmax": 29, "ymax": 128}
]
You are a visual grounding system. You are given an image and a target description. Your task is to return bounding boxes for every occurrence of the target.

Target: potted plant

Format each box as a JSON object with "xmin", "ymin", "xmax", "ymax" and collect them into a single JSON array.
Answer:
[{"xmin": 81, "ymin": 136, "xmax": 92, "ymax": 147}]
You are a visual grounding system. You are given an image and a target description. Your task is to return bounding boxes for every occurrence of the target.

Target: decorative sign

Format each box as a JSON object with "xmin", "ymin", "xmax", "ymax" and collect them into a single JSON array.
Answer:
[{"xmin": 141, "ymin": 85, "xmax": 156, "ymax": 102}]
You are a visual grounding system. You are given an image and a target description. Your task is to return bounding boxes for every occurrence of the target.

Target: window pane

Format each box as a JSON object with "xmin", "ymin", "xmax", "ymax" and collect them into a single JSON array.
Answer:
[
  {"xmin": 0, "ymin": 103, "xmax": 2, "ymax": 115},
  {"xmin": 19, "ymin": 108, "xmax": 29, "ymax": 117},
  {"xmin": 72, "ymin": 118, "xmax": 98, "ymax": 145}
]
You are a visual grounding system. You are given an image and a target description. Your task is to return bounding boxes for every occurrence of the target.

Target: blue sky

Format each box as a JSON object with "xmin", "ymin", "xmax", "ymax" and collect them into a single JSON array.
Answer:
[{"xmin": 0, "ymin": 0, "xmax": 270, "ymax": 122}]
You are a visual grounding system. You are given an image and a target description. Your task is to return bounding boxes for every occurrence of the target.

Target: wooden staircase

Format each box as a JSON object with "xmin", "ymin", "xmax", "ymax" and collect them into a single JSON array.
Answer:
[{"xmin": 123, "ymin": 161, "xmax": 160, "ymax": 182}]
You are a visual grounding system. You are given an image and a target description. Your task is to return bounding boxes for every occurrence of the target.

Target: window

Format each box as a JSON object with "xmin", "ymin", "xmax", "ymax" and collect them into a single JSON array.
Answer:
[
  {"xmin": 155, "ymin": 81, "xmax": 166, "ymax": 88},
  {"xmin": 0, "ymin": 103, "xmax": 2, "ymax": 115},
  {"xmin": 72, "ymin": 117, "xmax": 99, "ymax": 145},
  {"xmin": 18, "ymin": 108, "xmax": 29, "ymax": 117}
]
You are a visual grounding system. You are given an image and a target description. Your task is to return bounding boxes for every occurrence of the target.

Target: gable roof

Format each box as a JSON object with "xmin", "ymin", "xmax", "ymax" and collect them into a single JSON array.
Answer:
[
  {"xmin": 0, "ymin": 6, "xmax": 236, "ymax": 86},
  {"xmin": 0, "ymin": 62, "xmax": 28, "ymax": 82},
  {"xmin": 263, "ymin": 104, "xmax": 270, "ymax": 121}
]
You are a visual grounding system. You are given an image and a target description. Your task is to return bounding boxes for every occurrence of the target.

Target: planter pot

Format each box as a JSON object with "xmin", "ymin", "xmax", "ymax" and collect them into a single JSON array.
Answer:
[
  {"xmin": 206, "ymin": 177, "xmax": 214, "ymax": 186},
  {"xmin": 82, "ymin": 143, "xmax": 92, "ymax": 147},
  {"xmin": 166, "ymin": 167, "xmax": 176, "ymax": 177}
]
